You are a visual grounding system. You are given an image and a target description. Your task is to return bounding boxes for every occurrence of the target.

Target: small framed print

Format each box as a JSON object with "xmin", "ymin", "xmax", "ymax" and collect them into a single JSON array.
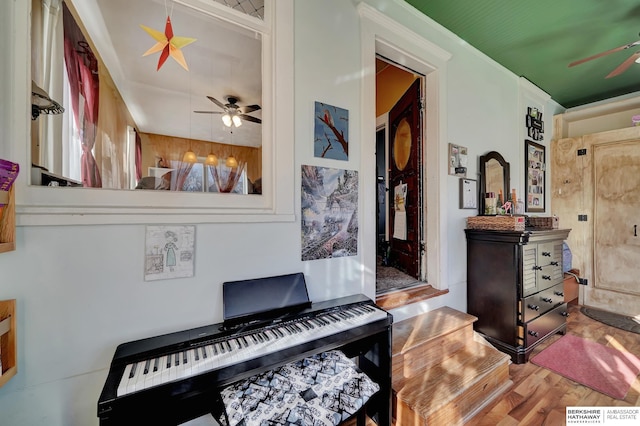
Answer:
[
  {"xmin": 449, "ymin": 143, "xmax": 468, "ymax": 177},
  {"xmin": 460, "ymin": 178, "xmax": 477, "ymax": 209},
  {"xmin": 525, "ymin": 139, "xmax": 545, "ymax": 212}
]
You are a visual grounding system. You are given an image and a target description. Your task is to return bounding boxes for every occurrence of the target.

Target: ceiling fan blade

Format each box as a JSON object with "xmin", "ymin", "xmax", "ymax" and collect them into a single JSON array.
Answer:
[
  {"xmin": 241, "ymin": 104, "xmax": 261, "ymax": 114},
  {"xmin": 239, "ymin": 114, "xmax": 262, "ymax": 124},
  {"xmin": 193, "ymin": 110, "xmax": 222, "ymax": 114},
  {"xmin": 569, "ymin": 39, "xmax": 640, "ymax": 67},
  {"xmin": 206, "ymin": 96, "xmax": 226, "ymax": 110},
  {"xmin": 606, "ymin": 51, "xmax": 640, "ymax": 78}
]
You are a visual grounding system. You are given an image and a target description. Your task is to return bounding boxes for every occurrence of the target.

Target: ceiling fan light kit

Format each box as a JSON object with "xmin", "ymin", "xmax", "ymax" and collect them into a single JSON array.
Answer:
[{"xmin": 194, "ymin": 95, "xmax": 261, "ymax": 128}]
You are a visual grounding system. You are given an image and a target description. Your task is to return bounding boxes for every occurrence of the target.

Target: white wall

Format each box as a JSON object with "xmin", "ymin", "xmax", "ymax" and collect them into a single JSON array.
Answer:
[{"xmin": 0, "ymin": 0, "xmax": 562, "ymax": 424}]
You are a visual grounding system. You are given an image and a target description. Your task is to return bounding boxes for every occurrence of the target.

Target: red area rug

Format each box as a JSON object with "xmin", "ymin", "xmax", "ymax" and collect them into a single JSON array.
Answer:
[{"xmin": 531, "ymin": 334, "xmax": 640, "ymax": 399}]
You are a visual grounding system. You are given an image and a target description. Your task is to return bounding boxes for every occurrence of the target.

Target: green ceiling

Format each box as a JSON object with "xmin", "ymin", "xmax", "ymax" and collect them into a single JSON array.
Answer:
[{"xmin": 405, "ymin": 0, "xmax": 640, "ymax": 108}]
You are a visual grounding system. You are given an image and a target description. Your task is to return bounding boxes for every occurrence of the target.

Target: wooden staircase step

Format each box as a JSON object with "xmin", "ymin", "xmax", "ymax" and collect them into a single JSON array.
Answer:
[
  {"xmin": 394, "ymin": 337, "xmax": 512, "ymax": 426},
  {"xmin": 392, "ymin": 306, "xmax": 477, "ymax": 382}
]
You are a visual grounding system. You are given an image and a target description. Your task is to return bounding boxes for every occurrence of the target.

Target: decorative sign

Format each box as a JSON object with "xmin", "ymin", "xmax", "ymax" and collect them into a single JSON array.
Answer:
[{"xmin": 526, "ymin": 107, "xmax": 544, "ymax": 141}]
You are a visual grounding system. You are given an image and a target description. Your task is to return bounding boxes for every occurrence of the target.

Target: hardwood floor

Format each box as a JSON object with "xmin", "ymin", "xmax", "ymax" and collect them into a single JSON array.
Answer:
[{"xmin": 466, "ymin": 303, "xmax": 640, "ymax": 426}]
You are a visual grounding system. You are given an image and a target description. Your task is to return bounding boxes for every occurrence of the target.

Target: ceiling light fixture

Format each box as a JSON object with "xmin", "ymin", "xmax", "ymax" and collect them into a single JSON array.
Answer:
[
  {"xmin": 182, "ymin": 149, "xmax": 197, "ymax": 163},
  {"xmin": 225, "ymin": 155, "xmax": 238, "ymax": 168},
  {"xmin": 205, "ymin": 153, "xmax": 219, "ymax": 166},
  {"xmin": 221, "ymin": 111, "xmax": 243, "ymax": 128}
]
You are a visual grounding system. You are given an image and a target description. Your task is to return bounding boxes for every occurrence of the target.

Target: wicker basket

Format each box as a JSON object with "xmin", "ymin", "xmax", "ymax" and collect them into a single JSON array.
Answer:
[
  {"xmin": 526, "ymin": 216, "xmax": 559, "ymax": 230},
  {"xmin": 467, "ymin": 215, "xmax": 525, "ymax": 231}
]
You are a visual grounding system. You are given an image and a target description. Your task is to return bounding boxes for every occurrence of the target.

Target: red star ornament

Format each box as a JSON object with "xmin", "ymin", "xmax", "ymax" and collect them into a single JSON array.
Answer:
[{"xmin": 141, "ymin": 16, "xmax": 196, "ymax": 71}]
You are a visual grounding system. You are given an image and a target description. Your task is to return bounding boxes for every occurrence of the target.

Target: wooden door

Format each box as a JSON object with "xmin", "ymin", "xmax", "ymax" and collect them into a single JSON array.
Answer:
[
  {"xmin": 552, "ymin": 128, "xmax": 640, "ymax": 317},
  {"xmin": 387, "ymin": 79, "xmax": 422, "ymax": 279},
  {"xmin": 592, "ymin": 140, "xmax": 640, "ymax": 306}
]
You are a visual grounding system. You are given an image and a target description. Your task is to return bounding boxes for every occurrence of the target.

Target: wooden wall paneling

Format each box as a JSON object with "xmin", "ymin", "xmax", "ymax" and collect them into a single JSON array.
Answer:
[
  {"xmin": 141, "ymin": 133, "xmax": 262, "ymax": 184},
  {"xmin": 0, "ymin": 187, "xmax": 16, "ymax": 252},
  {"xmin": 0, "ymin": 299, "xmax": 17, "ymax": 387}
]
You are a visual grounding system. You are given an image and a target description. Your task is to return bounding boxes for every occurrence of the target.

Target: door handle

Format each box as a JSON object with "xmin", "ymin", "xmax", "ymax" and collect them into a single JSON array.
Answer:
[{"xmin": 635, "ymin": 224, "xmax": 637, "ymax": 237}]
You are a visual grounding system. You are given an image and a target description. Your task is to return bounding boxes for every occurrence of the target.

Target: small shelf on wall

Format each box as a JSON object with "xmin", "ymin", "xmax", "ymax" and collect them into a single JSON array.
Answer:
[
  {"xmin": 0, "ymin": 188, "xmax": 16, "ymax": 253},
  {"xmin": 0, "ymin": 299, "xmax": 17, "ymax": 388}
]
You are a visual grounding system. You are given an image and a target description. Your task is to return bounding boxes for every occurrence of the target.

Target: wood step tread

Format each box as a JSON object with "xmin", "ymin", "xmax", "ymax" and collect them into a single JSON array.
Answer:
[
  {"xmin": 392, "ymin": 306, "xmax": 477, "ymax": 357},
  {"xmin": 394, "ymin": 338, "xmax": 511, "ymax": 414}
]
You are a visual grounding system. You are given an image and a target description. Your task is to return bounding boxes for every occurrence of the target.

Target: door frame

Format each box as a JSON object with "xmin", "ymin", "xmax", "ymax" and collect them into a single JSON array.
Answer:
[{"xmin": 359, "ymin": 3, "xmax": 451, "ymax": 294}]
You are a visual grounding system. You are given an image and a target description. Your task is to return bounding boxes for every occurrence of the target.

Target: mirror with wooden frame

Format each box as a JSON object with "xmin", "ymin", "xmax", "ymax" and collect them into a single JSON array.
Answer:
[{"xmin": 478, "ymin": 151, "xmax": 510, "ymax": 216}]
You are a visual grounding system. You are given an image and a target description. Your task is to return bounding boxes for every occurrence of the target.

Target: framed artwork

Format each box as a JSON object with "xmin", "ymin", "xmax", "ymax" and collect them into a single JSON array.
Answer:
[
  {"xmin": 314, "ymin": 101, "xmax": 349, "ymax": 161},
  {"xmin": 448, "ymin": 143, "xmax": 468, "ymax": 177},
  {"xmin": 459, "ymin": 178, "xmax": 477, "ymax": 209},
  {"xmin": 300, "ymin": 165, "xmax": 358, "ymax": 260},
  {"xmin": 525, "ymin": 140, "xmax": 545, "ymax": 212},
  {"xmin": 144, "ymin": 225, "xmax": 195, "ymax": 281}
]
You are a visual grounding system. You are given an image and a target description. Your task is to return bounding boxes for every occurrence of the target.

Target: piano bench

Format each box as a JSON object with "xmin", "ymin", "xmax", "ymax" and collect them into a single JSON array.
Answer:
[{"xmin": 215, "ymin": 350, "xmax": 378, "ymax": 426}]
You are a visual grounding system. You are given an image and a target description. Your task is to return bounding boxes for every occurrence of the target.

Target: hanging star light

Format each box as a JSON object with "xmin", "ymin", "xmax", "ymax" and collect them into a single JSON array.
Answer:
[{"xmin": 140, "ymin": 16, "xmax": 196, "ymax": 71}]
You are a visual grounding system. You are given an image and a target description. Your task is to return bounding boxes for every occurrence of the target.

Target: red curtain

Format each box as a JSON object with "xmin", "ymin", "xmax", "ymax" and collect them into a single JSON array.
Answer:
[
  {"xmin": 62, "ymin": 3, "xmax": 102, "ymax": 188},
  {"xmin": 209, "ymin": 162, "xmax": 246, "ymax": 193},
  {"xmin": 135, "ymin": 130, "xmax": 142, "ymax": 181}
]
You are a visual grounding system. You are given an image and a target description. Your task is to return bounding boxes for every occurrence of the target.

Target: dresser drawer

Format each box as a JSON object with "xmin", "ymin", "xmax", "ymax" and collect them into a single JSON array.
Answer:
[
  {"xmin": 537, "ymin": 242, "xmax": 555, "ymax": 265},
  {"xmin": 536, "ymin": 263, "xmax": 563, "ymax": 291},
  {"xmin": 524, "ymin": 303, "xmax": 568, "ymax": 347},
  {"xmin": 521, "ymin": 282, "xmax": 565, "ymax": 322}
]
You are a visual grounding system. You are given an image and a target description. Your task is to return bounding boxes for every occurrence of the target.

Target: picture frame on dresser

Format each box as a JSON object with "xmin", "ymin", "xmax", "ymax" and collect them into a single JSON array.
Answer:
[{"xmin": 525, "ymin": 139, "xmax": 545, "ymax": 213}]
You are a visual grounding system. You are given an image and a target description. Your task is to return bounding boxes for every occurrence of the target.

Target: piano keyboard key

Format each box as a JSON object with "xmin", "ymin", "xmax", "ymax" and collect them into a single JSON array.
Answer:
[{"xmin": 116, "ymin": 303, "xmax": 388, "ymax": 397}]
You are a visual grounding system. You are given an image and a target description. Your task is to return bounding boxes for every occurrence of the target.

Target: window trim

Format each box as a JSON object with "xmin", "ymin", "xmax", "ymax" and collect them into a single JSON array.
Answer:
[{"xmin": 9, "ymin": 0, "xmax": 294, "ymax": 226}]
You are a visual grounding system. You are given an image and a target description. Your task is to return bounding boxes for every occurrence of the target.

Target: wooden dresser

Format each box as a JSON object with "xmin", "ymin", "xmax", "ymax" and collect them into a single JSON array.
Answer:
[{"xmin": 465, "ymin": 228, "xmax": 571, "ymax": 364}]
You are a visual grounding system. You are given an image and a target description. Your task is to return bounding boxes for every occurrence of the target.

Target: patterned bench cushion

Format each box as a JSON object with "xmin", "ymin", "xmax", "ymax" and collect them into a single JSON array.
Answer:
[{"xmin": 219, "ymin": 350, "xmax": 379, "ymax": 426}]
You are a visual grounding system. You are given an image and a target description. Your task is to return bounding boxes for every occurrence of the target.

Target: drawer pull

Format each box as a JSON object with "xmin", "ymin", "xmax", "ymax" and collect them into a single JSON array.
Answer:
[
  {"xmin": 542, "ymin": 275, "xmax": 551, "ymax": 280},
  {"xmin": 554, "ymin": 291, "xmax": 564, "ymax": 297},
  {"xmin": 542, "ymin": 252, "xmax": 551, "ymax": 257},
  {"xmin": 561, "ymin": 311, "xmax": 569, "ymax": 317},
  {"xmin": 533, "ymin": 265, "xmax": 543, "ymax": 271},
  {"xmin": 528, "ymin": 304, "xmax": 540, "ymax": 311},
  {"xmin": 542, "ymin": 297, "xmax": 553, "ymax": 303},
  {"xmin": 550, "ymin": 261, "xmax": 559, "ymax": 266},
  {"xmin": 528, "ymin": 330, "xmax": 539, "ymax": 337}
]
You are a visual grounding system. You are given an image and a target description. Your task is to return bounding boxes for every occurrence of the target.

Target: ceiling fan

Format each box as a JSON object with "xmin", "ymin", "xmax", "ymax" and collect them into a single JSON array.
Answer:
[
  {"xmin": 194, "ymin": 95, "xmax": 261, "ymax": 127},
  {"xmin": 568, "ymin": 35, "xmax": 640, "ymax": 79}
]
